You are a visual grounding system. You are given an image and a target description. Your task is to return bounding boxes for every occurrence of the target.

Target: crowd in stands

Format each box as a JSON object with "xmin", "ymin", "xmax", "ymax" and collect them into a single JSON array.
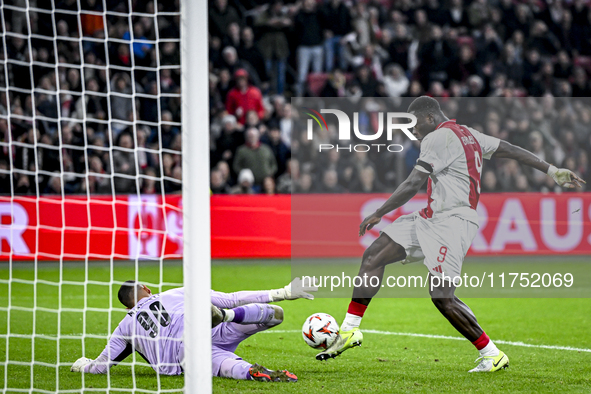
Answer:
[
  {"xmin": 0, "ymin": 0, "xmax": 590, "ymax": 195},
  {"xmin": 1, "ymin": 0, "xmax": 182, "ymax": 195},
  {"xmin": 208, "ymin": 0, "xmax": 590, "ymax": 194},
  {"xmin": 288, "ymin": 95, "xmax": 590, "ymax": 194}
]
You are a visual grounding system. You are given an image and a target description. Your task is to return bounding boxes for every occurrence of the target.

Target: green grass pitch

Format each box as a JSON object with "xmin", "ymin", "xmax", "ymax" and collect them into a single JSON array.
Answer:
[{"xmin": 0, "ymin": 259, "xmax": 590, "ymax": 393}]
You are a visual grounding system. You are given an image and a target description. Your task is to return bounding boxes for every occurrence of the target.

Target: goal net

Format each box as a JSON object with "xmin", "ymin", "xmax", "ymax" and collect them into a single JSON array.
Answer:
[{"xmin": 0, "ymin": 0, "xmax": 188, "ymax": 392}]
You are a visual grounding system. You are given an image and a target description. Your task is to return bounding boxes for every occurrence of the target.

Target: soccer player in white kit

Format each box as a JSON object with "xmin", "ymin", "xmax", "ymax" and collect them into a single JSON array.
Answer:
[
  {"xmin": 71, "ymin": 279, "xmax": 315, "ymax": 381},
  {"xmin": 316, "ymin": 96, "xmax": 585, "ymax": 372}
]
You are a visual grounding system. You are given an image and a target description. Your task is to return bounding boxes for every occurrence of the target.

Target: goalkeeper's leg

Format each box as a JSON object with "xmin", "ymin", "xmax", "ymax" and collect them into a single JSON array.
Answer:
[
  {"xmin": 216, "ymin": 355, "xmax": 297, "ymax": 382},
  {"xmin": 213, "ymin": 303, "xmax": 283, "ymax": 328},
  {"xmin": 213, "ymin": 306, "xmax": 296, "ymax": 381}
]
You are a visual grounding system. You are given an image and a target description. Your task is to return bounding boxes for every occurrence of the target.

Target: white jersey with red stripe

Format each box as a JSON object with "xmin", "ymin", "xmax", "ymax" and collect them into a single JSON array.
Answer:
[{"xmin": 414, "ymin": 119, "xmax": 501, "ymax": 226}]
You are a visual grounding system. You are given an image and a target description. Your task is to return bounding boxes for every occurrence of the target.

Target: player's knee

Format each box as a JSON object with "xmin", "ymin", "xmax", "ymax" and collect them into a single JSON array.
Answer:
[
  {"xmin": 268, "ymin": 305, "xmax": 284, "ymax": 326},
  {"xmin": 361, "ymin": 248, "xmax": 374, "ymax": 267},
  {"xmin": 361, "ymin": 241, "xmax": 404, "ymax": 272},
  {"xmin": 361, "ymin": 242, "xmax": 385, "ymax": 269}
]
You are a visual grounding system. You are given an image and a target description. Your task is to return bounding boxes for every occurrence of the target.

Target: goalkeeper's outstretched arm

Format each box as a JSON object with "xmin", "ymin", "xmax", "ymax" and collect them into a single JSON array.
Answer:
[
  {"xmin": 211, "ymin": 277, "xmax": 318, "ymax": 309},
  {"xmin": 493, "ymin": 140, "xmax": 586, "ymax": 188},
  {"xmin": 71, "ymin": 324, "xmax": 131, "ymax": 374}
]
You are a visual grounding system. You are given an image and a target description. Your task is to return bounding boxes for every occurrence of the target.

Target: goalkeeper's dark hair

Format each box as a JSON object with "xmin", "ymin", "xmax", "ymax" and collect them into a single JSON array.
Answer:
[
  {"xmin": 118, "ymin": 280, "xmax": 140, "ymax": 308},
  {"xmin": 407, "ymin": 96, "xmax": 443, "ymax": 118}
]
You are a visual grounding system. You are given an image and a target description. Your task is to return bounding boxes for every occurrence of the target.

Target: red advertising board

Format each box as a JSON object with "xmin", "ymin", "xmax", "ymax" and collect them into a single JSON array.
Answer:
[
  {"xmin": 0, "ymin": 193, "xmax": 589, "ymax": 260},
  {"xmin": 0, "ymin": 195, "xmax": 184, "ymax": 260},
  {"xmin": 292, "ymin": 193, "xmax": 591, "ymax": 258}
]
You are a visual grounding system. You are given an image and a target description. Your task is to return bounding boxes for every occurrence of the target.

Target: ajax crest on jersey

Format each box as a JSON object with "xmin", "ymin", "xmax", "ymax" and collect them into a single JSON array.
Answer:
[{"xmin": 302, "ymin": 313, "xmax": 340, "ymax": 349}]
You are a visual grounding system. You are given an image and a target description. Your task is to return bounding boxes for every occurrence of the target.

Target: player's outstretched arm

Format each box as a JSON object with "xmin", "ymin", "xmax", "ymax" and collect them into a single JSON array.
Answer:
[
  {"xmin": 359, "ymin": 168, "xmax": 430, "ymax": 236},
  {"xmin": 269, "ymin": 277, "xmax": 318, "ymax": 301},
  {"xmin": 212, "ymin": 277, "xmax": 318, "ymax": 308},
  {"xmin": 71, "ymin": 325, "xmax": 131, "ymax": 374},
  {"xmin": 493, "ymin": 140, "xmax": 585, "ymax": 188}
]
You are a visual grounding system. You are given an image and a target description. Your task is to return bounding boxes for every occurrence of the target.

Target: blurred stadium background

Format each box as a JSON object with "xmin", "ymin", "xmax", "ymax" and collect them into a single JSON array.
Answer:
[{"xmin": 0, "ymin": 0, "xmax": 590, "ymax": 196}]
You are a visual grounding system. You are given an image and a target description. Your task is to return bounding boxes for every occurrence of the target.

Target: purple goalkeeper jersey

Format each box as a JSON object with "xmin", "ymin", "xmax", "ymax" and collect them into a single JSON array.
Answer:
[
  {"xmin": 85, "ymin": 288, "xmax": 273, "ymax": 376},
  {"xmin": 85, "ymin": 288, "xmax": 185, "ymax": 375}
]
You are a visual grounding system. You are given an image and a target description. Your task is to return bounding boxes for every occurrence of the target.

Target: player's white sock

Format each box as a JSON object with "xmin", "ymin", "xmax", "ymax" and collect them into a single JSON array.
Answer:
[
  {"xmin": 479, "ymin": 340, "xmax": 500, "ymax": 357},
  {"xmin": 340, "ymin": 313, "xmax": 362, "ymax": 331},
  {"xmin": 222, "ymin": 309, "xmax": 235, "ymax": 322}
]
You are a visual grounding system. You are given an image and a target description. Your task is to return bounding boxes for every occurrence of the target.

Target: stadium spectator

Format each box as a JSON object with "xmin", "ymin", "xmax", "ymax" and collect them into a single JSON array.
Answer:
[
  {"xmin": 211, "ymin": 168, "xmax": 231, "ymax": 194},
  {"xmin": 263, "ymin": 176, "xmax": 276, "ymax": 195},
  {"xmin": 238, "ymin": 27, "xmax": 269, "ymax": 92},
  {"xmin": 320, "ymin": 0, "xmax": 352, "ymax": 72},
  {"xmin": 214, "ymin": 114, "xmax": 243, "ymax": 169},
  {"xmin": 353, "ymin": 65, "xmax": 378, "ymax": 97},
  {"xmin": 225, "ymin": 69, "xmax": 265, "ymax": 125},
  {"xmin": 233, "ymin": 128, "xmax": 277, "ymax": 185},
  {"xmin": 387, "ymin": 24, "xmax": 413, "ymax": 72},
  {"xmin": 351, "ymin": 165, "xmax": 386, "ymax": 193},
  {"xmin": 209, "ymin": 0, "xmax": 241, "ymax": 40},
  {"xmin": 110, "ymin": 73, "xmax": 133, "ymax": 134},
  {"xmin": 244, "ymin": 110, "xmax": 263, "ymax": 131},
  {"xmin": 253, "ymin": 1, "xmax": 290, "ymax": 95},
  {"xmin": 216, "ymin": 160, "xmax": 234, "ymax": 187},
  {"xmin": 276, "ymin": 158, "xmax": 298, "ymax": 194},
  {"xmin": 123, "ymin": 22, "xmax": 154, "ymax": 66},
  {"xmin": 0, "ymin": 160, "xmax": 11, "ymax": 195},
  {"xmin": 86, "ymin": 155, "xmax": 112, "ymax": 194},
  {"xmin": 261, "ymin": 123, "xmax": 290, "ymax": 178},
  {"xmin": 294, "ymin": 172, "xmax": 312, "ymax": 193},
  {"xmin": 320, "ymin": 69, "xmax": 347, "ymax": 97},
  {"xmin": 219, "ymin": 47, "xmax": 261, "ymax": 87},
  {"xmin": 223, "ymin": 22, "xmax": 241, "ymax": 49},
  {"xmin": 481, "ymin": 171, "xmax": 498, "ymax": 193},
  {"xmin": 44, "ymin": 173, "xmax": 63, "ymax": 194},
  {"xmin": 159, "ymin": 110, "xmax": 180, "ymax": 150},
  {"xmin": 294, "ymin": 0, "xmax": 324, "ymax": 96},
  {"xmin": 418, "ymin": 25, "xmax": 457, "ymax": 89},
  {"xmin": 230, "ymin": 168, "xmax": 256, "ymax": 195},
  {"xmin": 445, "ymin": 0, "xmax": 469, "ymax": 30},
  {"xmin": 529, "ymin": 131, "xmax": 555, "ymax": 189},
  {"xmin": 315, "ymin": 169, "xmax": 345, "ymax": 193},
  {"xmin": 165, "ymin": 165, "xmax": 182, "ymax": 194},
  {"xmin": 383, "ymin": 64, "xmax": 409, "ymax": 98},
  {"xmin": 112, "ymin": 132, "xmax": 137, "ymax": 194}
]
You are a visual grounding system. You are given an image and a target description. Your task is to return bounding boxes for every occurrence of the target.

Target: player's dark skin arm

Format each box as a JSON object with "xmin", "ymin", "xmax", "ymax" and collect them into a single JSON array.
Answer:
[
  {"xmin": 493, "ymin": 140, "xmax": 550, "ymax": 173},
  {"xmin": 359, "ymin": 168, "xmax": 430, "ymax": 236},
  {"xmin": 494, "ymin": 140, "xmax": 585, "ymax": 186}
]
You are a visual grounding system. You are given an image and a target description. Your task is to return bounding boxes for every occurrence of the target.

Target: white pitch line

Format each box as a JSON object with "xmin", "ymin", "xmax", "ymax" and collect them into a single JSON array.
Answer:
[{"xmin": 261, "ymin": 329, "xmax": 591, "ymax": 353}]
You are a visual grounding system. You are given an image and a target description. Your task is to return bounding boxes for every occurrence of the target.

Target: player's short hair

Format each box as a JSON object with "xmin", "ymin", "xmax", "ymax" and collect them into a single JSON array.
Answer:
[
  {"xmin": 118, "ymin": 280, "xmax": 140, "ymax": 309},
  {"xmin": 407, "ymin": 96, "xmax": 443, "ymax": 118}
]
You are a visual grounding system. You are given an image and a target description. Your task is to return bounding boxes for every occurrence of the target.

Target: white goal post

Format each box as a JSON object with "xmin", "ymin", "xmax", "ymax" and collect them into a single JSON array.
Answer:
[{"xmin": 181, "ymin": 0, "xmax": 212, "ymax": 392}]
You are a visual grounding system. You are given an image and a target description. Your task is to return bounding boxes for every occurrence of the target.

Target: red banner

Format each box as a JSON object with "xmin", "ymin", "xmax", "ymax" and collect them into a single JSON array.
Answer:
[
  {"xmin": 0, "ymin": 193, "xmax": 589, "ymax": 260},
  {"xmin": 0, "ymin": 195, "xmax": 184, "ymax": 260},
  {"xmin": 292, "ymin": 193, "xmax": 591, "ymax": 258}
]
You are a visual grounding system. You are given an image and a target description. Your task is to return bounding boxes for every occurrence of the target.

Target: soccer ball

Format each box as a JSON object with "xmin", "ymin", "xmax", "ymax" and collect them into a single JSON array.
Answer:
[{"xmin": 302, "ymin": 313, "xmax": 340, "ymax": 349}]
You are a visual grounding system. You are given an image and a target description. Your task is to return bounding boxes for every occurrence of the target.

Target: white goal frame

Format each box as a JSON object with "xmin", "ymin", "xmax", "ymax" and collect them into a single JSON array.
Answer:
[{"xmin": 181, "ymin": 0, "xmax": 211, "ymax": 392}]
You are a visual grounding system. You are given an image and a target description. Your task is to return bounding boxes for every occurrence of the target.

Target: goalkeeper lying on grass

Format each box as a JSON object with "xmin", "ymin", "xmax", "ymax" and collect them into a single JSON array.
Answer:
[{"xmin": 71, "ymin": 279, "xmax": 316, "ymax": 382}]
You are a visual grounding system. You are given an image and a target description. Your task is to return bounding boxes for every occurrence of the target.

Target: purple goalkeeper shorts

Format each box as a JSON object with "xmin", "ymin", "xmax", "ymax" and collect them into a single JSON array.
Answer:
[{"xmin": 211, "ymin": 321, "xmax": 272, "ymax": 376}]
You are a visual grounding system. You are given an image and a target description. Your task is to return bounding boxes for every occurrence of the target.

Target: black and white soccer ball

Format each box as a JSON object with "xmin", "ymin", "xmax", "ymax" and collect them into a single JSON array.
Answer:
[{"xmin": 302, "ymin": 313, "xmax": 340, "ymax": 349}]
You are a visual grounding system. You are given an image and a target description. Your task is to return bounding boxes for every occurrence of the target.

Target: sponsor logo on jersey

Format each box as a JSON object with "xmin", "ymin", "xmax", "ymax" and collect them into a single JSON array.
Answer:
[{"xmin": 461, "ymin": 136, "xmax": 476, "ymax": 145}]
